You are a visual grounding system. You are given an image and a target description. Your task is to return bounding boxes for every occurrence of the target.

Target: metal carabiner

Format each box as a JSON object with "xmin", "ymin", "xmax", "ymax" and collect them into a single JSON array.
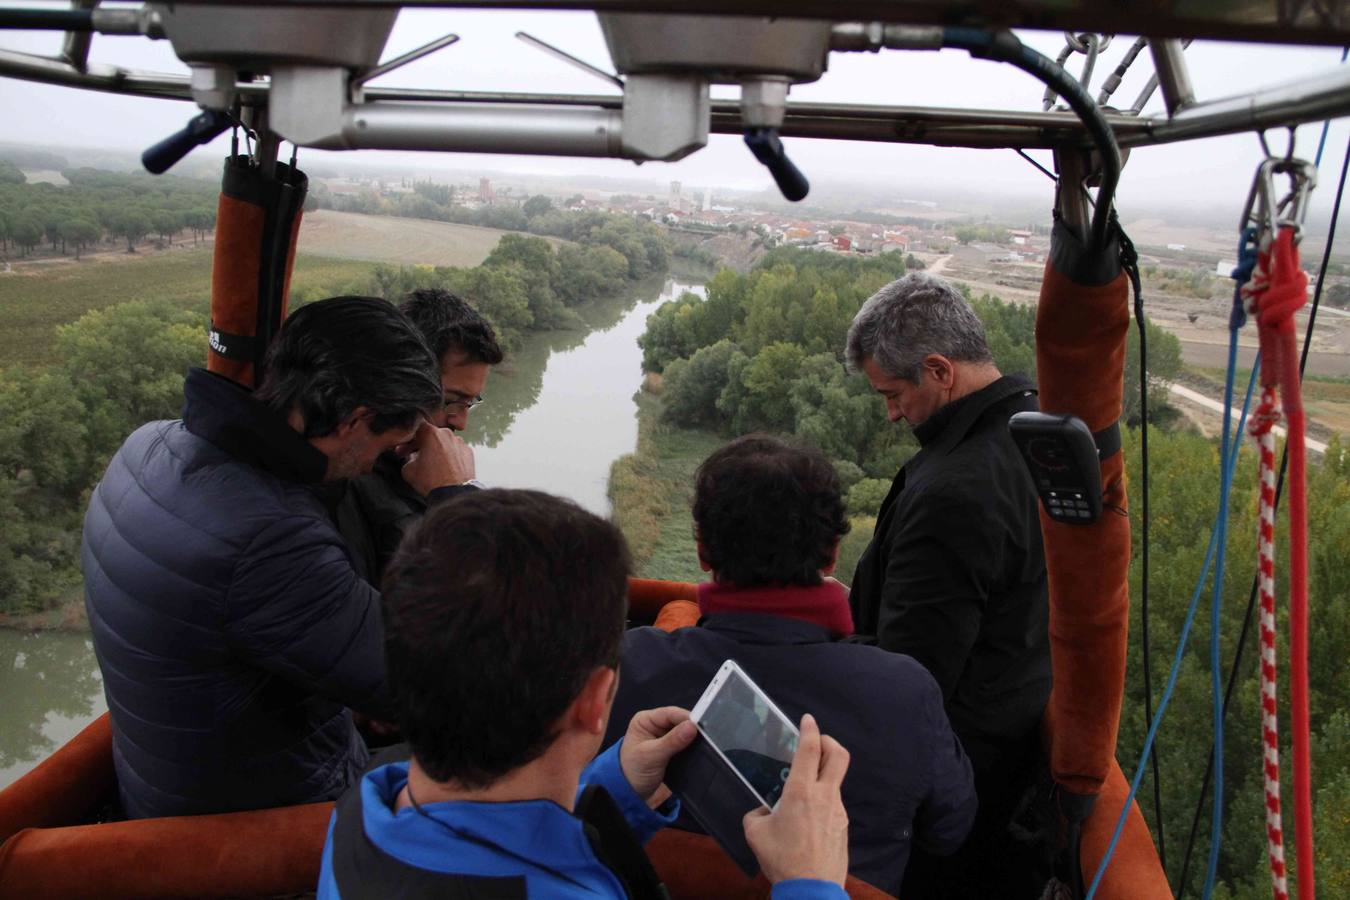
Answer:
[
  {"xmin": 1273, "ymin": 160, "xmax": 1317, "ymax": 238},
  {"xmin": 1239, "ymin": 157, "xmax": 1318, "ymax": 245}
]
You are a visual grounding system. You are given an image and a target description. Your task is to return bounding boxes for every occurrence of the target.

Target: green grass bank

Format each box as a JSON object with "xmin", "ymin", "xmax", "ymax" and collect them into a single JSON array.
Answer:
[{"xmin": 0, "ymin": 250, "xmax": 378, "ymax": 368}]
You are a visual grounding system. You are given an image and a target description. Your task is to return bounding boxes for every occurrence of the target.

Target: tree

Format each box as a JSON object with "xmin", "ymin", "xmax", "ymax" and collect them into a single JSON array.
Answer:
[
  {"xmin": 444, "ymin": 264, "xmax": 534, "ymax": 349},
  {"xmin": 717, "ymin": 341, "xmax": 807, "ymax": 433},
  {"xmin": 522, "ymin": 194, "xmax": 554, "ymax": 218},
  {"xmin": 186, "ymin": 207, "xmax": 216, "ymax": 244},
  {"xmin": 661, "ymin": 339, "xmax": 740, "ymax": 429},
  {"xmin": 11, "ymin": 213, "xmax": 42, "ymax": 256},
  {"xmin": 846, "ymin": 478, "xmax": 891, "ymax": 516},
  {"xmin": 556, "ymin": 244, "xmax": 629, "ymax": 305},
  {"xmin": 1325, "ymin": 281, "xmax": 1350, "ymax": 309},
  {"xmin": 484, "ymin": 234, "xmax": 569, "ymax": 328},
  {"xmin": 638, "ymin": 293, "xmax": 707, "ymax": 373},
  {"xmin": 112, "ymin": 210, "xmax": 151, "ymax": 252},
  {"xmin": 152, "ymin": 210, "xmax": 181, "ymax": 244},
  {"xmin": 0, "ymin": 159, "xmax": 25, "ymax": 184},
  {"xmin": 54, "ymin": 299, "xmax": 207, "ymax": 462},
  {"xmin": 60, "ymin": 218, "xmax": 102, "ymax": 260},
  {"xmin": 1122, "ymin": 315, "xmax": 1183, "ymax": 426}
]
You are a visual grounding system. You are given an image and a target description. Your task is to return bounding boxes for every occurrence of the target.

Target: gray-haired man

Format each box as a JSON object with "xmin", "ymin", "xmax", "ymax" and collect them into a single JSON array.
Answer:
[{"xmin": 844, "ymin": 273, "xmax": 1050, "ymax": 898}]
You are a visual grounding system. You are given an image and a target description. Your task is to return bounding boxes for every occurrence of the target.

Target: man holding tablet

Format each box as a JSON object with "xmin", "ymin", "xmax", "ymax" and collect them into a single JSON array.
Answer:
[
  {"xmin": 317, "ymin": 489, "xmax": 852, "ymax": 899},
  {"xmin": 606, "ymin": 436, "xmax": 977, "ymax": 895}
]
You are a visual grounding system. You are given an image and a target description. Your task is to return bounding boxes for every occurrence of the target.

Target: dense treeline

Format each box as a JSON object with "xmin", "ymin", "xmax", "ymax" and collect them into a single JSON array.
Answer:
[
  {"xmin": 643, "ymin": 247, "xmax": 1179, "ymax": 510},
  {"xmin": 630, "ymin": 248, "xmax": 1349, "ymax": 893},
  {"xmin": 354, "ymin": 211, "xmax": 669, "ymax": 351},
  {"xmin": 0, "ymin": 207, "xmax": 669, "ymax": 615},
  {"xmin": 0, "ymin": 169, "xmax": 219, "ymax": 258}
]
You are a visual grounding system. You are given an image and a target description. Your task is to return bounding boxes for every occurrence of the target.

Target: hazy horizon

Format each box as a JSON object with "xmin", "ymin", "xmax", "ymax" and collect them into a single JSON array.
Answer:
[{"xmin": 3, "ymin": 8, "xmax": 1349, "ymax": 237}]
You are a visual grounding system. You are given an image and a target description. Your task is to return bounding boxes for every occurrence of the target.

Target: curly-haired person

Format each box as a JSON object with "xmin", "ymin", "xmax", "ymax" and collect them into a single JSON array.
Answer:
[{"xmin": 604, "ymin": 435, "xmax": 975, "ymax": 896}]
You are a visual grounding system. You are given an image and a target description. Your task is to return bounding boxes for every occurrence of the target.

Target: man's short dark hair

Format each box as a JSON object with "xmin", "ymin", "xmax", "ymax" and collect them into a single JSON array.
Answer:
[
  {"xmin": 400, "ymin": 289, "xmax": 504, "ymax": 366},
  {"xmin": 255, "ymin": 296, "xmax": 441, "ymax": 437},
  {"xmin": 382, "ymin": 489, "xmax": 631, "ymax": 788},
  {"xmin": 693, "ymin": 435, "xmax": 850, "ymax": 587}
]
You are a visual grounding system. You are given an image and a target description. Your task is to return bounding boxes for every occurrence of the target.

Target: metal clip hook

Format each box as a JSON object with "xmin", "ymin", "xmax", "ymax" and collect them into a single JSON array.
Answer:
[{"xmin": 1239, "ymin": 157, "xmax": 1318, "ymax": 244}]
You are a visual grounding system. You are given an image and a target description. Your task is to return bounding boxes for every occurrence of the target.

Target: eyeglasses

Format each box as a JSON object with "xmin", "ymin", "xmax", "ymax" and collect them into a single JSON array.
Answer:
[{"xmin": 444, "ymin": 393, "xmax": 485, "ymax": 413}]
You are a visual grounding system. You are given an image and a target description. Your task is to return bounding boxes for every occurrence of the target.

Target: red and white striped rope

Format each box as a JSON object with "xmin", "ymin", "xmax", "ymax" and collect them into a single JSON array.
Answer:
[
  {"xmin": 1244, "ymin": 242, "xmax": 1289, "ymax": 900},
  {"xmin": 1251, "ymin": 387, "xmax": 1289, "ymax": 900}
]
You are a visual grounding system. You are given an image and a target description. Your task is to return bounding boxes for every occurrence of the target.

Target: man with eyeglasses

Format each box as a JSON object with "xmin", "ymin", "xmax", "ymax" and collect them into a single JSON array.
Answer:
[{"xmin": 337, "ymin": 288, "xmax": 505, "ymax": 583}]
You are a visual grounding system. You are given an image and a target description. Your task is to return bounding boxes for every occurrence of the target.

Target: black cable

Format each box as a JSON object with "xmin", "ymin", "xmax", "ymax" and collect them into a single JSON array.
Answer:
[
  {"xmin": 1121, "ymin": 229, "xmax": 1168, "ymax": 876},
  {"xmin": 0, "ymin": 8, "xmax": 93, "ymax": 30},
  {"xmin": 1015, "ymin": 148, "xmax": 1058, "ymax": 182},
  {"xmin": 1175, "ymin": 128, "xmax": 1350, "ymax": 898},
  {"xmin": 942, "ymin": 28, "xmax": 1122, "ymax": 251}
]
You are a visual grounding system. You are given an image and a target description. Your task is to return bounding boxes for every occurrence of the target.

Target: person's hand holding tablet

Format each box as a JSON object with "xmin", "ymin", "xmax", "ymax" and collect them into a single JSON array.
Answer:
[{"xmin": 742, "ymin": 713, "xmax": 851, "ymax": 888}]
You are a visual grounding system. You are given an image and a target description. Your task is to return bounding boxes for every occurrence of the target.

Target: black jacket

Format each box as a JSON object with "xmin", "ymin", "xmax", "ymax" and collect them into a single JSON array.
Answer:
[
  {"xmin": 848, "ymin": 374, "xmax": 1050, "ymax": 780},
  {"xmin": 334, "ymin": 453, "xmax": 426, "ymax": 584},
  {"xmin": 82, "ymin": 369, "xmax": 391, "ymax": 819},
  {"xmin": 605, "ymin": 612, "xmax": 976, "ymax": 895}
]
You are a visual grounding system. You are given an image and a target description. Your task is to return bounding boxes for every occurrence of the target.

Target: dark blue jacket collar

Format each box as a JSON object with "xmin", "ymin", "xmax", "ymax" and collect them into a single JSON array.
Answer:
[{"xmin": 182, "ymin": 368, "xmax": 328, "ymax": 485}]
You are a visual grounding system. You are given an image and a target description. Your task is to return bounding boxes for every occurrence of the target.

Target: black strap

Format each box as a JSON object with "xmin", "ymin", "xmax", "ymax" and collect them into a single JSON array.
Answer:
[
  {"xmin": 330, "ymin": 782, "xmax": 527, "ymax": 900},
  {"xmin": 1092, "ymin": 421, "xmax": 1122, "ymax": 459},
  {"xmin": 576, "ymin": 785, "xmax": 671, "ymax": 900},
  {"xmin": 207, "ymin": 322, "xmax": 259, "ymax": 362}
]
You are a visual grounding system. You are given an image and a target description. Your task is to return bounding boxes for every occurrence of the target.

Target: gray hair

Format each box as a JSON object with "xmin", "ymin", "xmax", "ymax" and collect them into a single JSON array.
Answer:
[{"xmin": 844, "ymin": 272, "xmax": 993, "ymax": 381}]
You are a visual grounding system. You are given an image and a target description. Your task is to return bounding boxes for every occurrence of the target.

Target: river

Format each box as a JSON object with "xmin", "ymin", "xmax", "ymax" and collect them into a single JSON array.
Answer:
[{"xmin": 0, "ymin": 275, "xmax": 706, "ymax": 790}]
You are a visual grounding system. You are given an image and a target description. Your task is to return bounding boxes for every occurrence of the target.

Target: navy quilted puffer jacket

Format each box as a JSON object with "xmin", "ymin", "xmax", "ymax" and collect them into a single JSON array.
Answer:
[{"xmin": 82, "ymin": 369, "xmax": 391, "ymax": 819}]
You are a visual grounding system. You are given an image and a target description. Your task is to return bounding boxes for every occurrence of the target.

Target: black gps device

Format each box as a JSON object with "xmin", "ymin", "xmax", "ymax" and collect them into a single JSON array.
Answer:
[{"xmin": 1008, "ymin": 411, "xmax": 1105, "ymax": 524}]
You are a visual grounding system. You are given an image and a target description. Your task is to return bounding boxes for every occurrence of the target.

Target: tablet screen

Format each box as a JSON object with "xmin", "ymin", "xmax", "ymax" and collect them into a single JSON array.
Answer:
[{"xmin": 696, "ymin": 667, "xmax": 799, "ymax": 807}]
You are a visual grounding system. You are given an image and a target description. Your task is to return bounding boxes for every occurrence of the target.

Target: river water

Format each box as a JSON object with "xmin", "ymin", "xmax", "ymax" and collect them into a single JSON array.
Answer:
[{"xmin": 0, "ymin": 275, "xmax": 705, "ymax": 790}]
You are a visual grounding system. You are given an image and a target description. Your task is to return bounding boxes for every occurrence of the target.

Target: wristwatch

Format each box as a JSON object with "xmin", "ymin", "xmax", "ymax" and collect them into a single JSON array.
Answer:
[{"xmin": 462, "ymin": 479, "xmax": 486, "ymax": 490}]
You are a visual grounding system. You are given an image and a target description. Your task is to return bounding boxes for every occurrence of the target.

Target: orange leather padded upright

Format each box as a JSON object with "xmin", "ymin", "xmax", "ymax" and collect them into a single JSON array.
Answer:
[
  {"xmin": 628, "ymin": 577, "xmax": 699, "ymax": 622},
  {"xmin": 206, "ymin": 157, "xmax": 306, "ymax": 389},
  {"xmin": 208, "ymin": 191, "xmax": 267, "ymax": 387},
  {"xmin": 646, "ymin": 829, "xmax": 895, "ymax": 899},
  {"xmin": 0, "ymin": 801, "xmax": 334, "ymax": 899},
  {"xmin": 1035, "ymin": 260, "xmax": 1133, "ymax": 799},
  {"xmin": 1080, "ymin": 759, "xmax": 1171, "ymax": 898},
  {"xmin": 0, "ymin": 713, "xmax": 114, "ymax": 845},
  {"xmin": 654, "ymin": 599, "xmax": 702, "ymax": 632}
]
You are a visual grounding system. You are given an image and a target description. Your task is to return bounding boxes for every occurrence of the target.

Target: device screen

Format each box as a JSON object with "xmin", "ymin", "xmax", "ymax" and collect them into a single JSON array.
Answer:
[{"xmin": 695, "ymin": 666, "xmax": 799, "ymax": 807}]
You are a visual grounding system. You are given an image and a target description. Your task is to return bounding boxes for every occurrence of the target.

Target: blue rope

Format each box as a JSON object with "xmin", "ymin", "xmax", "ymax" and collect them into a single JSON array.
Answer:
[
  {"xmin": 1314, "ymin": 47, "xmax": 1349, "ymax": 169},
  {"xmin": 1198, "ymin": 229, "xmax": 1262, "ymax": 898},
  {"xmin": 1087, "ymin": 234, "xmax": 1262, "ymax": 899},
  {"xmin": 1202, "ymin": 261, "xmax": 1253, "ymax": 897}
]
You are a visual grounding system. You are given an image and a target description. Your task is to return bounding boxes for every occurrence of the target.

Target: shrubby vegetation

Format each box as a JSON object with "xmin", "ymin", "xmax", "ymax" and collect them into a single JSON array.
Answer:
[
  {"xmin": 622, "ymin": 247, "xmax": 1348, "ymax": 894},
  {"xmin": 0, "ymin": 300, "xmax": 205, "ymax": 612},
  {"xmin": 954, "ymin": 222, "xmax": 1012, "ymax": 245},
  {"xmin": 357, "ymin": 211, "xmax": 669, "ymax": 351},
  {"xmin": 312, "ymin": 183, "xmax": 671, "ymax": 276},
  {"xmin": 0, "ymin": 169, "xmax": 218, "ymax": 258},
  {"xmin": 1141, "ymin": 264, "xmax": 1221, "ymax": 300}
]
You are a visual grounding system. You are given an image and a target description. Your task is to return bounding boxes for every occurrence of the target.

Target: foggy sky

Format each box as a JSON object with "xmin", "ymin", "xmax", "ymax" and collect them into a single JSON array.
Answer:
[{"xmin": 2, "ymin": 5, "xmax": 1348, "ymax": 228}]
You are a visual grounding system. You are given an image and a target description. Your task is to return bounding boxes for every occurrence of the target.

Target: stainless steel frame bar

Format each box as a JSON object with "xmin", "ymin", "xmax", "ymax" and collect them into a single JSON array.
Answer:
[
  {"xmin": 1123, "ymin": 65, "xmax": 1350, "ymax": 146},
  {"xmin": 95, "ymin": 0, "xmax": 1350, "ymax": 47},
  {"xmin": 1147, "ymin": 39, "xmax": 1196, "ymax": 116},
  {"xmin": 3, "ymin": 46, "xmax": 1349, "ymax": 154},
  {"xmin": 333, "ymin": 101, "xmax": 623, "ymax": 154}
]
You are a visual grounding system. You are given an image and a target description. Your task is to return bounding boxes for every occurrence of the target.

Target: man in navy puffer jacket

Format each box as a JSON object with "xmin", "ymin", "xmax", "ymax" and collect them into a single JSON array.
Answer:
[{"xmin": 82, "ymin": 296, "xmax": 479, "ymax": 819}]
